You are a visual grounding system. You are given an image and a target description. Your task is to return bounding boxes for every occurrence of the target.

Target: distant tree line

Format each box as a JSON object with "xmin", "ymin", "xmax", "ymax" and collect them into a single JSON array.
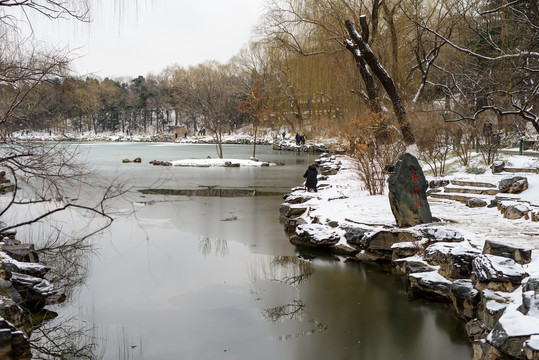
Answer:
[{"xmin": 1, "ymin": 0, "xmax": 537, "ymax": 143}]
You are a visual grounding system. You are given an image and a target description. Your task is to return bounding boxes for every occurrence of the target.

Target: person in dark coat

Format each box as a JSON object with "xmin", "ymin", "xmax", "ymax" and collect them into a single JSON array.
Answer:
[{"xmin": 303, "ymin": 164, "xmax": 318, "ymax": 192}]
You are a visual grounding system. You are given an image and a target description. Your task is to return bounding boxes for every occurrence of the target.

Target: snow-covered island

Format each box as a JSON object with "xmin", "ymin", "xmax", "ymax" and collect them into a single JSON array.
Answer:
[
  {"xmin": 281, "ymin": 153, "xmax": 539, "ymax": 360},
  {"xmin": 170, "ymin": 158, "xmax": 275, "ymax": 167}
]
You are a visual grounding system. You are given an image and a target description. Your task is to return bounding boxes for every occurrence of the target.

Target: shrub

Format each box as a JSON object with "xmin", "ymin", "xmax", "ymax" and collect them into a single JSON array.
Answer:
[{"xmin": 465, "ymin": 166, "xmax": 486, "ymax": 174}]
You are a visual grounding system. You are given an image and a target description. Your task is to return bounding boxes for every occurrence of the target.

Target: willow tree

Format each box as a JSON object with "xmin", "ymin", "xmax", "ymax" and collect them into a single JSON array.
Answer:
[
  {"xmin": 258, "ymin": 0, "xmax": 424, "ymax": 148},
  {"xmin": 258, "ymin": 0, "xmax": 364, "ymax": 133}
]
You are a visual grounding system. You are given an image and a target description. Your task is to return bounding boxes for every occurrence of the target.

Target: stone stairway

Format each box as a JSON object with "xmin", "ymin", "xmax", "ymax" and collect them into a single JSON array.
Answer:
[
  {"xmin": 428, "ymin": 180, "xmax": 499, "ymax": 204},
  {"xmin": 428, "ymin": 178, "xmax": 539, "ymax": 222}
]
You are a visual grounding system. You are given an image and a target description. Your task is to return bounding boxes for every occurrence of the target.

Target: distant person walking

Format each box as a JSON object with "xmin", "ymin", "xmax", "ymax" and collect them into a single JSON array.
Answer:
[
  {"xmin": 295, "ymin": 133, "xmax": 300, "ymax": 145},
  {"xmin": 483, "ymin": 120, "xmax": 493, "ymax": 137},
  {"xmin": 301, "ymin": 133, "xmax": 306, "ymax": 145},
  {"xmin": 303, "ymin": 164, "xmax": 318, "ymax": 192}
]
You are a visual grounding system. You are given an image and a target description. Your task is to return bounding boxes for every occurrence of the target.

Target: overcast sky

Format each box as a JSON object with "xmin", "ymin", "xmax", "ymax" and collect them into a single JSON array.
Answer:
[{"xmin": 25, "ymin": 0, "xmax": 268, "ymax": 79}]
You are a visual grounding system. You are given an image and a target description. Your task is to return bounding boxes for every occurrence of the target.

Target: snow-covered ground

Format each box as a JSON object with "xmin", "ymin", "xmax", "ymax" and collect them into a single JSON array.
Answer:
[
  {"xmin": 304, "ymin": 154, "xmax": 539, "ymax": 250},
  {"xmin": 287, "ymin": 152, "xmax": 539, "ymax": 357}
]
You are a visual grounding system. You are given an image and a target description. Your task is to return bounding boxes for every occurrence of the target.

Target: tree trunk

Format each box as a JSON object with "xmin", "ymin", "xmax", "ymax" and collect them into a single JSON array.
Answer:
[
  {"xmin": 345, "ymin": 19, "xmax": 415, "ymax": 147},
  {"xmin": 252, "ymin": 125, "xmax": 258, "ymax": 158}
]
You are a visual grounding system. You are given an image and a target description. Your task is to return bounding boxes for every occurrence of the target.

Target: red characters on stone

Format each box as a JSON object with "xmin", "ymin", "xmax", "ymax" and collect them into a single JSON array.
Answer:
[{"xmin": 411, "ymin": 168, "xmax": 421, "ymax": 211}]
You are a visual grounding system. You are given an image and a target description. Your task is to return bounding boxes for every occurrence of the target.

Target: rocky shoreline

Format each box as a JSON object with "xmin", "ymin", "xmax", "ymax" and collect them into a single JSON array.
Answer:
[
  {"xmin": 0, "ymin": 223, "xmax": 66, "ymax": 359},
  {"xmin": 280, "ymin": 154, "xmax": 538, "ymax": 360},
  {"xmin": 11, "ymin": 132, "xmax": 344, "ymax": 153}
]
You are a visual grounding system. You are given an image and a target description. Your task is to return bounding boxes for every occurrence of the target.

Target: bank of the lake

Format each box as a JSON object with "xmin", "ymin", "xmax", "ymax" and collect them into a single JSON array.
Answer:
[{"xmin": 281, "ymin": 153, "xmax": 539, "ymax": 360}]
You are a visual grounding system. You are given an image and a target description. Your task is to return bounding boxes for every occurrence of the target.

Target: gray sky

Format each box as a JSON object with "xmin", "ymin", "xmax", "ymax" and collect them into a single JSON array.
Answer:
[{"xmin": 26, "ymin": 0, "xmax": 267, "ymax": 78}]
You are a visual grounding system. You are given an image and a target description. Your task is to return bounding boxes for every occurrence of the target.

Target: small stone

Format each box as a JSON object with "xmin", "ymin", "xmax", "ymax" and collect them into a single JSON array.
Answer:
[
  {"xmin": 466, "ymin": 198, "xmax": 487, "ymax": 208},
  {"xmin": 491, "ymin": 161, "xmax": 505, "ymax": 173}
]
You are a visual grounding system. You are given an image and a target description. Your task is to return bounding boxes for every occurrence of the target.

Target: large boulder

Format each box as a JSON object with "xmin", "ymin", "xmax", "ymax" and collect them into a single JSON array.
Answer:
[
  {"xmin": 363, "ymin": 230, "xmax": 420, "ymax": 253},
  {"xmin": 524, "ymin": 336, "xmax": 539, "ymax": 360},
  {"xmin": 483, "ymin": 240, "xmax": 532, "ymax": 265},
  {"xmin": 285, "ymin": 205, "xmax": 309, "ymax": 218},
  {"xmin": 501, "ymin": 203, "xmax": 530, "ymax": 220},
  {"xmin": 421, "ymin": 227, "xmax": 465, "ymax": 243},
  {"xmin": 391, "ymin": 241, "xmax": 424, "ymax": 260},
  {"xmin": 498, "ymin": 176, "xmax": 528, "ymax": 194},
  {"xmin": 450, "ymin": 279, "xmax": 481, "ymax": 320},
  {"xmin": 0, "ymin": 245, "xmax": 39, "ymax": 263},
  {"xmin": 0, "ymin": 318, "xmax": 31, "ymax": 359},
  {"xmin": 472, "ymin": 255, "xmax": 529, "ymax": 292},
  {"xmin": 388, "ymin": 153, "xmax": 433, "ymax": 227},
  {"xmin": 9, "ymin": 273, "xmax": 66, "ymax": 312},
  {"xmin": 520, "ymin": 277, "xmax": 539, "ymax": 316},
  {"xmin": 424, "ymin": 242, "xmax": 480, "ymax": 279},
  {"xmin": 291, "ymin": 224, "xmax": 341, "ymax": 247},
  {"xmin": 487, "ymin": 308, "xmax": 539, "ymax": 359},
  {"xmin": 339, "ymin": 223, "xmax": 371, "ymax": 249},
  {"xmin": 477, "ymin": 289, "xmax": 513, "ymax": 330},
  {"xmin": 408, "ymin": 270, "xmax": 452, "ymax": 301},
  {"xmin": 283, "ymin": 194, "xmax": 309, "ymax": 204},
  {"xmin": 466, "ymin": 198, "xmax": 488, "ymax": 208},
  {"xmin": 472, "ymin": 339, "xmax": 508, "ymax": 360},
  {"xmin": 393, "ymin": 257, "xmax": 436, "ymax": 274},
  {"xmin": 466, "ymin": 319, "xmax": 488, "ymax": 340}
]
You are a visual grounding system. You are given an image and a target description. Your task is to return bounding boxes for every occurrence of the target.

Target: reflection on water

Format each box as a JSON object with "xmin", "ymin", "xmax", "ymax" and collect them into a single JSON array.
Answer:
[
  {"xmin": 250, "ymin": 256, "xmax": 314, "ymax": 287},
  {"xmin": 30, "ymin": 315, "xmax": 100, "ymax": 360},
  {"xmin": 24, "ymin": 144, "xmax": 471, "ymax": 360},
  {"xmin": 198, "ymin": 236, "xmax": 229, "ymax": 257}
]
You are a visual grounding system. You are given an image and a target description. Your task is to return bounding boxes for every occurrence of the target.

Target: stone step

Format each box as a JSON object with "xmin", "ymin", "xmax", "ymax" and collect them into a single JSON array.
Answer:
[
  {"xmin": 429, "ymin": 192, "xmax": 478, "ymax": 203},
  {"xmin": 503, "ymin": 167, "xmax": 539, "ymax": 174},
  {"xmin": 450, "ymin": 180, "xmax": 497, "ymax": 188},
  {"xmin": 444, "ymin": 187, "xmax": 500, "ymax": 195}
]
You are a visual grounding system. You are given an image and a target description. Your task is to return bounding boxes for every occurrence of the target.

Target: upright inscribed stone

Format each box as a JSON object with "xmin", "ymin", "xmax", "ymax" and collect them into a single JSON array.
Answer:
[{"xmin": 388, "ymin": 153, "xmax": 432, "ymax": 227}]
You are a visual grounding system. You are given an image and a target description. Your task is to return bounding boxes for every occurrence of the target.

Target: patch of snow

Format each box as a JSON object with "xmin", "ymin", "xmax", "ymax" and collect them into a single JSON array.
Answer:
[
  {"xmin": 487, "ymin": 304, "xmax": 539, "ymax": 339},
  {"xmin": 409, "ymin": 270, "xmax": 452, "ymax": 285},
  {"xmin": 170, "ymin": 158, "xmax": 274, "ymax": 167}
]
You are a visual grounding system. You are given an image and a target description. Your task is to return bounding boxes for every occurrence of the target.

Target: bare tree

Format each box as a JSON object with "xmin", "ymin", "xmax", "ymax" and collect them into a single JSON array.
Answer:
[
  {"xmin": 344, "ymin": 17, "xmax": 416, "ymax": 146},
  {"xmin": 236, "ymin": 79, "xmax": 271, "ymax": 158},
  {"xmin": 174, "ymin": 62, "xmax": 240, "ymax": 158},
  {"xmin": 409, "ymin": 0, "xmax": 539, "ymax": 133}
]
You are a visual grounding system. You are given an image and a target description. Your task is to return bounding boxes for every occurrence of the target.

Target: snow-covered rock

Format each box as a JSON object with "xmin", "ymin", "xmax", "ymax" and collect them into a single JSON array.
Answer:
[
  {"xmin": 483, "ymin": 240, "xmax": 532, "ymax": 265},
  {"xmin": 472, "ymin": 254, "xmax": 529, "ymax": 292},
  {"xmin": 424, "ymin": 242, "xmax": 480, "ymax": 279},
  {"xmin": 421, "ymin": 227, "xmax": 465, "ymax": 243},
  {"xmin": 450, "ymin": 279, "xmax": 480, "ymax": 320},
  {"xmin": 393, "ymin": 256, "xmax": 436, "ymax": 274},
  {"xmin": 487, "ymin": 306, "xmax": 539, "ymax": 358},
  {"xmin": 498, "ymin": 176, "xmax": 528, "ymax": 193},
  {"xmin": 363, "ymin": 230, "xmax": 420, "ymax": 253},
  {"xmin": 292, "ymin": 224, "xmax": 341, "ymax": 246},
  {"xmin": 408, "ymin": 270, "xmax": 453, "ymax": 300},
  {"xmin": 524, "ymin": 335, "xmax": 539, "ymax": 360},
  {"xmin": 10, "ymin": 273, "xmax": 65, "ymax": 311},
  {"xmin": 338, "ymin": 223, "xmax": 371, "ymax": 248}
]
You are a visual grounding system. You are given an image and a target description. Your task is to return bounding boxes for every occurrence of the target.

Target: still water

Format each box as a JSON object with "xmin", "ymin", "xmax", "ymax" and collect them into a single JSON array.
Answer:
[{"xmin": 32, "ymin": 143, "xmax": 472, "ymax": 359}]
